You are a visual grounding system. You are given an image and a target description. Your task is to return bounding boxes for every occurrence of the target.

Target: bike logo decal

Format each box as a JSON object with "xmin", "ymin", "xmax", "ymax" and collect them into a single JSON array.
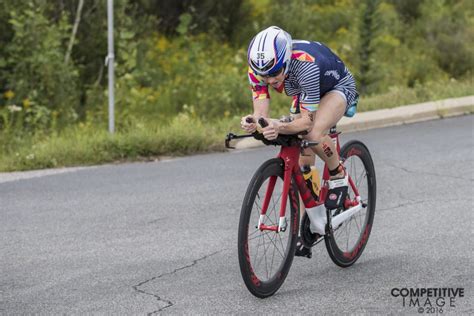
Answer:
[
  {"xmin": 324, "ymin": 70, "xmax": 340, "ymax": 80},
  {"xmin": 329, "ymin": 193, "xmax": 337, "ymax": 200}
]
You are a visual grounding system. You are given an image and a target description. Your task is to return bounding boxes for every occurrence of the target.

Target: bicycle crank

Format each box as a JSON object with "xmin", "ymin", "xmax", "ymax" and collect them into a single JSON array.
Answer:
[{"xmin": 300, "ymin": 213, "xmax": 321, "ymax": 248}]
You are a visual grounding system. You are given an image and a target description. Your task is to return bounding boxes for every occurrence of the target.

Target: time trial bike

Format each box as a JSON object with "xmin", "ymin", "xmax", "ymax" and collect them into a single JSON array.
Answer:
[{"xmin": 225, "ymin": 118, "xmax": 376, "ymax": 298}]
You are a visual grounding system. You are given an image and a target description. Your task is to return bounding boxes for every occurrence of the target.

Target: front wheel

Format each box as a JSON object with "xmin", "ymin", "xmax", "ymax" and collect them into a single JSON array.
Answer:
[
  {"xmin": 238, "ymin": 158, "xmax": 299, "ymax": 298},
  {"xmin": 324, "ymin": 140, "xmax": 377, "ymax": 267}
]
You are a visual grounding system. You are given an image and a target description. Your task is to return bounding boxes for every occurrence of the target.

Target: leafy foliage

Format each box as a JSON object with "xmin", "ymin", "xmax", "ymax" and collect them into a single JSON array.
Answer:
[{"xmin": 0, "ymin": 0, "xmax": 472, "ymax": 163}]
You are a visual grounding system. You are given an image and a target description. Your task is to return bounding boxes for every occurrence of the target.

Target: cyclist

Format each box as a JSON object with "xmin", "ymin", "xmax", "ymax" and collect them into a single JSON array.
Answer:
[{"xmin": 241, "ymin": 26, "xmax": 359, "ymax": 258}]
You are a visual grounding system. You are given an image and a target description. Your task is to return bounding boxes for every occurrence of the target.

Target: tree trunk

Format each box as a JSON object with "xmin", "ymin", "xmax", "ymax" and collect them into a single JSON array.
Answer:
[{"xmin": 65, "ymin": 0, "xmax": 85, "ymax": 64}]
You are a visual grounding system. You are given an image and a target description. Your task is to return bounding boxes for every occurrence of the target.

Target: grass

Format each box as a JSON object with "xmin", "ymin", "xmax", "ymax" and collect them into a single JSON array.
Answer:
[
  {"xmin": 358, "ymin": 78, "xmax": 473, "ymax": 111},
  {"xmin": 0, "ymin": 114, "xmax": 239, "ymax": 172},
  {"xmin": 0, "ymin": 78, "xmax": 472, "ymax": 172}
]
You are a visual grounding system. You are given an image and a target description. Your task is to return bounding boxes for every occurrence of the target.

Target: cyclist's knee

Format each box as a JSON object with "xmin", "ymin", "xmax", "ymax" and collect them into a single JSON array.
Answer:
[{"xmin": 307, "ymin": 126, "xmax": 327, "ymax": 143}]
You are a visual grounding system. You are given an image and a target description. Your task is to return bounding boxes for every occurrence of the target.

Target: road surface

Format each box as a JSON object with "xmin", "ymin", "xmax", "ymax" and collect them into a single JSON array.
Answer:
[{"xmin": 1, "ymin": 115, "xmax": 473, "ymax": 314}]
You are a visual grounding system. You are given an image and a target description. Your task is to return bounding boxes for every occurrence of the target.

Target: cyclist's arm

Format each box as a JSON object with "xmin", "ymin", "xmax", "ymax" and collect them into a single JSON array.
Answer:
[
  {"xmin": 242, "ymin": 73, "xmax": 270, "ymax": 132},
  {"xmin": 248, "ymin": 67, "xmax": 271, "ymax": 118},
  {"xmin": 252, "ymin": 98, "xmax": 270, "ymax": 118},
  {"xmin": 276, "ymin": 108, "xmax": 314, "ymax": 134},
  {"xmin": 276, "ymin": 65, "xmax": 321, "ymax": 134}
]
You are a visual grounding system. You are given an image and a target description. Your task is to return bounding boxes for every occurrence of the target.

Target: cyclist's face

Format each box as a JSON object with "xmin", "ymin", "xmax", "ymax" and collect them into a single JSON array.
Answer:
[{"xmin": 264, "ymin": 72, "xmax": 285, "ymax": 87}]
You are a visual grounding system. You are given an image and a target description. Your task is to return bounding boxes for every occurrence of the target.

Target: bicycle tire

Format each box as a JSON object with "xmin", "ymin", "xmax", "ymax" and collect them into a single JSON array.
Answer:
[
  {"xmin": 238, "ymin": 158, "xmax": 299, "ymax": 298},
  {"xmin": 324, "ymin": 140, "xmax": 377, "ymax": 267}
]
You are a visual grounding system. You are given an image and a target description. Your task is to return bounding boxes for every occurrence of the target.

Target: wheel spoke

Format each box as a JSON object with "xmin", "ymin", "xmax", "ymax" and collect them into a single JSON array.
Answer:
[
  {"xmin": 345, "ymin": 217, "xmax": 350, "ymax": 251},
  {"xmin": 260, "ymin": 232, "xmax": 269, "ymax": 279},
  {"xmin": 254, "ymin": 198, "xmax": 262, "ymax": 215},
  {"xmin": 356, "ymin": 171, "xmax": 367, "ymax": 188},
  {"xmin": 268, "ymin": 233, "xmax": 280, "ymax": 276},
  {"xmin": 353, "ymin": 156, "xmax": 357, "ymax": 185},
  {"xmin": 253, "ymin": 231, "xmax": 264, "ymax": 271},
  {"xmin": 352, "ymin": 212, "xmax": 361, "ymax": 234},
  {"xmin": 264, "ymin": 231, "xmax": 286, "ymax": 259}
]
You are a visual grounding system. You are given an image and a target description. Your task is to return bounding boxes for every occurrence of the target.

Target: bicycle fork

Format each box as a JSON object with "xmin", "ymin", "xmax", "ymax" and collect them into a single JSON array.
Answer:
[
  {"xmin": 257, "ymin": 175, "xmax": 281, "ymax": 232},
  {"xmin": 257, "ymin": 169, "xmax": 293, "ymax": 232},
  {"xmin": 257, "ymin": 147, "xmax": 301, "ymax": 233}
]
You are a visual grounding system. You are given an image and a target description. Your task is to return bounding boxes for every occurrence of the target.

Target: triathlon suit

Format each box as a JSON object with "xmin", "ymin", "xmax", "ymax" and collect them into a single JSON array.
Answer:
[{"xmin": 248, "ymin": 40, "xmax": 359, "ymax": 117}]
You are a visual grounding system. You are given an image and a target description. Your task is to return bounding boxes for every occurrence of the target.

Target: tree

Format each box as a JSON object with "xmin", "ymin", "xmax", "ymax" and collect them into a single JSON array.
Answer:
[{"xmin": 358, "ymin": 0, "xmax": 379, "ymax": 94}]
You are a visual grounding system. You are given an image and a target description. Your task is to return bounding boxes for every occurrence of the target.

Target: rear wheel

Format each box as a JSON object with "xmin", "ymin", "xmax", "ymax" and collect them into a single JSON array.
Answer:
[
  {"xmin": 238, "ymin": 158, "xmax": 299, "ymax": 298},
  {"xmin": 324, "ymin": 141, "xmax": 376, "ymax": 267}
]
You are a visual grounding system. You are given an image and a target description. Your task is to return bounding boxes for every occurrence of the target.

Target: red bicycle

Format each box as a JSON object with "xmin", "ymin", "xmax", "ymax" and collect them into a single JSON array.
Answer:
[{"xmin": 226, "ymin": 118, "xmax": 376, "ymax": 298}]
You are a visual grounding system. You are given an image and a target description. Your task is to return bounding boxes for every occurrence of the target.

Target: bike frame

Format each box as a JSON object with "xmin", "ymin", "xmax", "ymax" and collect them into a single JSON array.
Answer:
[{"xmin": 258, "ymin": 130, "xmax": 362, "ymax": 233}]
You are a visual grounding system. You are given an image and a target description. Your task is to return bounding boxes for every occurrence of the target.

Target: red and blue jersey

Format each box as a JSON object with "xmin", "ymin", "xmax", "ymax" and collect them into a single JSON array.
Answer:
[{"xmin": 248, "ymin": 40, "xmax": 355, "ymax": 113}]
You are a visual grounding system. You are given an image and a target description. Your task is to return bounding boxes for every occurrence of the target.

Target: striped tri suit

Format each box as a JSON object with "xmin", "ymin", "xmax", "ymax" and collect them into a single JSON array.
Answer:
[{"xmin": 248, "ymin": 40, "xmax": 359, "ymax": 116}]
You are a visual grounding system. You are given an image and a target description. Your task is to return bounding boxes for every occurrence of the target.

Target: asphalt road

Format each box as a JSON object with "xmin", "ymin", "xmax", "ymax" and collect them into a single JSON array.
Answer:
[{"xmin": 1, "ymin": 115, "xmax": 473, "ymax": 314}]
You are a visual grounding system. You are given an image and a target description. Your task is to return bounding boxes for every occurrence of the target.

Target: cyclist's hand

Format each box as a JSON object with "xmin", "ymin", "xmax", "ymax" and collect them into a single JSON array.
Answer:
[
  {"xmin": 262, "ymin": 119, "xmax": 281, "ymax": 140},
  {"xmin": 241, "ymin": 115, "xmax": 257, "ymax": 133}
]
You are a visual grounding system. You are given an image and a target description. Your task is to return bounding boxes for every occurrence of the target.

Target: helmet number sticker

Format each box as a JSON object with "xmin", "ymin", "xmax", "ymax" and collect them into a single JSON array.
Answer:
[{"xmin": 257, "ymin": 52, "xmax": 265, "ymax": 59}]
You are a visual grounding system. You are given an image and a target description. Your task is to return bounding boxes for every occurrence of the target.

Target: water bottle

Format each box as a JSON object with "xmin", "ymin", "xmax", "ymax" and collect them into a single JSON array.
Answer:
[{"xmin": 301, "ymin": 165, "xmax": 320, "ymax": 201}]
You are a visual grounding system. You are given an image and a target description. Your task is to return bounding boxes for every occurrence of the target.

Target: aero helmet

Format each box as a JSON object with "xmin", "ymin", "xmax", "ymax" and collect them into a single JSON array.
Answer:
[{"xmin": 247, "ymin": 26, "xmax": 292, "ymax": 76}]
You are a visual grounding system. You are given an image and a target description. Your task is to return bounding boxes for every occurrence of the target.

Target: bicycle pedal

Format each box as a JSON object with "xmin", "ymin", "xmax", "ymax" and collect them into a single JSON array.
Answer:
[{"xmin": 295, "ymin": 245, "xmax": 312, "ymax": 258}]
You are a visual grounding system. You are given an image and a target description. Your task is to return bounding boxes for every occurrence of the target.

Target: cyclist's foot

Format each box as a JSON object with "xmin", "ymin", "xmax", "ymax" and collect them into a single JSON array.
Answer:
[
  {"xmin": 325, "ymin": 164, "xmax": 349, "ymax": 210},
  {"xmin": 295, "ymin": 237, "xmax": 312, "ymax": 258}
]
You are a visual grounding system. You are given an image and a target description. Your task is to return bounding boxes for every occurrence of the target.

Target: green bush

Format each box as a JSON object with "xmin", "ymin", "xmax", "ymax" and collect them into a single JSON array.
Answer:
[
  {"xmin": 110, "ymin": 32, "xmax": 251, "ymax": 123},
  {"xmin": 0, "ymin": 3, "xmax": 80, "ymax": 132},
  {"xmin": 0, "ymin": 0, "xmax": 473, "ymax": 172}
]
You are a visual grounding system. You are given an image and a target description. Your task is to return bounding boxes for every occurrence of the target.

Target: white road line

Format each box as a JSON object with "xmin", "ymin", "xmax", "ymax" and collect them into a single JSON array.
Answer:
[{"xmin": 0, "ymin": 166, "xmax": 96, "ymax": 184}]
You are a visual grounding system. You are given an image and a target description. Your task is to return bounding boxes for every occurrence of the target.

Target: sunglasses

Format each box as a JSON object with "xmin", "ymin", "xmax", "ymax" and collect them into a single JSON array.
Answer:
[{"xmin": 261, "ymin": 65, "xmax": 285, "ymax": 78}]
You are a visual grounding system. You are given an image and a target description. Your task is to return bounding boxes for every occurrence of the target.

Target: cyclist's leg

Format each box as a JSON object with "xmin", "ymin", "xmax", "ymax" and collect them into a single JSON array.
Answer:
[
  {"xmin": 296, "ymin": 112, "xmax": 316, "ymax": 218},
  {"xmin": 295, "ymin": 96, "xmax": 345, "ymax": 258},
  {"xmin": 305, "ymin": 92, "xmax": 346, "ymax": 173},
  {"xmin": 292, "ymin": 116, "xmax": 317, "ymax": 258}
]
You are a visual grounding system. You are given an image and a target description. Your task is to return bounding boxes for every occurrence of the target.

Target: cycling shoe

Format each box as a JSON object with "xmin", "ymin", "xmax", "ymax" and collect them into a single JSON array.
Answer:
[{"xmin": 295, "ymin": 237, "xmax": 312, "ymax": 259}]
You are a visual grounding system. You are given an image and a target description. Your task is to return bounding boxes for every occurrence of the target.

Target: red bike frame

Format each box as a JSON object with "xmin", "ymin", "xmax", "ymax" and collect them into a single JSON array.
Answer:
[{"xmin": 258, "ymin": 130, "xmax": 361, "ymax": 232}]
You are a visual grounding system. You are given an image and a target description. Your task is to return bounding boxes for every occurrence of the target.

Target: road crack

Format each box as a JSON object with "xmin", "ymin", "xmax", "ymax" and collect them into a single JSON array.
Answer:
[
  {"xmin": 377, "ymin": 200, "xmax": 426, "ymax": 212},
  {"xmin": 132, "ymin": 250, "xmax": 224, "ymax": 315},
  {"xmin": 383, "ymin": 161, "xmax": 472, "ymax": 182}
]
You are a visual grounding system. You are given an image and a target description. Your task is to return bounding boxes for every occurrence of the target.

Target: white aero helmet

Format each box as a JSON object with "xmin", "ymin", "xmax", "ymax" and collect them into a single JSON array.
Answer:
[{"xmin": 247, "ymin": 26, "xmax": 292, "ymax": 76}]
